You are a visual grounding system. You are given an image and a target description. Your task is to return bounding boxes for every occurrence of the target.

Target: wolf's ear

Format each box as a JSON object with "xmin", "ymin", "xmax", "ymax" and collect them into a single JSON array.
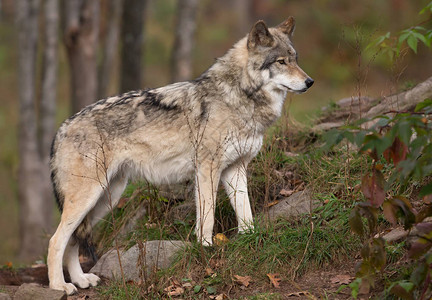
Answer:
[
  {"xmin": 247, "ymin": 20, "xmax": 274, "ymax": 50},
  {"xmin": 277, "ymin": 17, "xmax": 296, "ymax": 38}
]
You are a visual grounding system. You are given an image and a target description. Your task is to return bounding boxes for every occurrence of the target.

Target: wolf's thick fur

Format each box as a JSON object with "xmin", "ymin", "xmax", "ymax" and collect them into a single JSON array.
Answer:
[{"xmin": 48, "ymin": 18, "xmax": 313, "ymax": 294}]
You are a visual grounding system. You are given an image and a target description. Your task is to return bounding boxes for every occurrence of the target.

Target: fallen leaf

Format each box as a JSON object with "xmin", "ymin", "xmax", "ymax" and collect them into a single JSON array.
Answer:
[
  {"xmin": 280, "ymin": 189, "xmax": 294, "ymax": 197},
  {"xmin": 182, "ymin": 282, "xmax": 193, "ymax": 289},
  {"xmin": 213, "ymin": 233, "xmax": 229, "ymax": 246},
  {"xmin": 264, "ymin": 200, "xmax": 279, "ymax": 208},
  {"xmin": 145, "ymin": 222, "xmax": 157, "ymax": 229},
  {"xmin": 205, "ymin": 267, "xmax": 215, "ymax": 277},
  {"xmin": 330, "ymin": 274, "xmax": 353, "ymax": 285},
  {"xmin": 234, "ymin": 274, "xmax": 252, "ymax": 287},
  {"xmin": 267, "ymin": 273, "xmax": 282, "ymax": 288},
  {"xmin": 164, "ymin": 285, "xmax": 184, "ymax": 296},
  {"xmin": 274, "ymin": 170, "xmax": 284, "ymax": 178},
  {"xmin": 117, "ymin": 197, "xmax": 128, "ymax": 208},
  {"xmin": 209, "ymin": 258, "xmax": 226, "ymax": 268},
  {"xmin": 285, "ymin": 151, "xmax": 299, "ymax": 157},
  {"xmin": 287, "ymin": 291, "xmax": 311, "ymax": 297}
]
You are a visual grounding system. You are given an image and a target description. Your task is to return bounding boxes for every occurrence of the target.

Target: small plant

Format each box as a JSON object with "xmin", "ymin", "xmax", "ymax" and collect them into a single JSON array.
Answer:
[
  {"xmin": 324, "ymin": 98, "xmax": 432, "ymax": 298},
  {"xmin": 368, "ymin": 1, "xmax": 432, "ymax": 60}
]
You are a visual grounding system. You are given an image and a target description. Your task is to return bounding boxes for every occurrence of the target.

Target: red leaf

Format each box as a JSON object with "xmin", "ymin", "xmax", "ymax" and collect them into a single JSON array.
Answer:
[
  {"xmin": 390, "ymin": 138, "xmax": 408, "ymax": 166},
  {"xmin": 361, "ymin": 170, "xmax": 386, "ymax": 207},
  {"xmin": 383, "ymin": 201, "xmax": 397, "ymax": 225},
  {"xmin": 408, "ymin": 238, "xmax": 432, "ymax": 259}
]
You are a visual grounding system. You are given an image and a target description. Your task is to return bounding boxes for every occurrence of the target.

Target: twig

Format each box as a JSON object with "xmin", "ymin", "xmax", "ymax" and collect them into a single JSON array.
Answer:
[{"xmin": 292, "ymin": 220, "xmax": 314, "ymax": 280}]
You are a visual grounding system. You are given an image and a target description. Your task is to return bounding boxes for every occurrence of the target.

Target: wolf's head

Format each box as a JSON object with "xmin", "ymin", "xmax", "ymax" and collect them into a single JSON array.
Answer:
[{"xmin": 245, "ymin": 17, "xmax": 313, "ymax": 94}]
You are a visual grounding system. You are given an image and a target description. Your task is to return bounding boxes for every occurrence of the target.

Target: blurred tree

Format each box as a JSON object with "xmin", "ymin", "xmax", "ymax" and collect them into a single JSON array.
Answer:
[
  {"xmin": 234, "ymin": 0, "xmax": 253, "ymax": 37},
  {"xmin": 16, "ymin": 0, "xmax": 59, "ymax": 262},
  {"xmin": 63, "ymin": 0, "xmax": 99, "ymax": 113},
  {"xmin": 98, "ymin": 0, "xmax": 123, "ymax": 98},
  {"xmin": 120, "ymin": 0, "xmax": 148, "ymax": 92},
  {"xmin": 171, "ymin": 0, "xmax": 198, "ymax": 82}
]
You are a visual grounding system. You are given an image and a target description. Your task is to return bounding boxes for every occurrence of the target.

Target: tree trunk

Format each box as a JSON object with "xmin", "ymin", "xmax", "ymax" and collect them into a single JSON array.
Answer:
[
  {"xmin": 171, "ymin": 0, "xmax": 198, "ymax": 82},
  {"xmin": 63, "ymin": 0, "xmax": 99, "ymax": 113},
  {"xmin": 40, "ymin": 0, "xmax": 58, "ymax": 159},
  {"xmin": 234, "ymin": 0, "xmax": 253, "ymax": 37},
  {"xmin": 16, "ymin": 0, "xmax": 51, "ymax": 262},
  {"xmin": 39, "ymin": 0, "xmax": 59, "ymax": 243},
  {"xmin": 120, "ymin": 0, "xmax": 147, "ymax": 93},
  {"xmin": 98, "ymin": 0, "xmax": 123, "ymax": 98}
]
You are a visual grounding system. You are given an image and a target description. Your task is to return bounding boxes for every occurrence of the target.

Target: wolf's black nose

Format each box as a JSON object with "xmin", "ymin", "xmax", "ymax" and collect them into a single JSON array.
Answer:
[{"xmin": 305, "ymin": 78, "xmax": 314, "ymax": 88}]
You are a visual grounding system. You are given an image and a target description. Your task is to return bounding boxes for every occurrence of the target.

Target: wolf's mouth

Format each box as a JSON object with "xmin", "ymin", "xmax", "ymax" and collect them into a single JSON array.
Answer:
[{"xmin": 280, "ymin": 84, "xmax": 308, "ymax": 94}]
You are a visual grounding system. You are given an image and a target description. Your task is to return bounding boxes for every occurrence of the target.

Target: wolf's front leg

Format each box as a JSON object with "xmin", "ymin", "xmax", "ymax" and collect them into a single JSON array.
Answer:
[
  {"xmin": 222, "ymin": 162, "xmax": 254, "ymax": 233},
  {"xmin": 195, "ymin": 165, "xmax": 221, "ymax": 246}
]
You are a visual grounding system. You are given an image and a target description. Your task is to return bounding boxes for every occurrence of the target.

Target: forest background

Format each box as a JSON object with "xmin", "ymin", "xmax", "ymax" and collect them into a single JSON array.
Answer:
[{"xmin": 0, "ymin": 0, "xmax": 431, "ymax": 264}]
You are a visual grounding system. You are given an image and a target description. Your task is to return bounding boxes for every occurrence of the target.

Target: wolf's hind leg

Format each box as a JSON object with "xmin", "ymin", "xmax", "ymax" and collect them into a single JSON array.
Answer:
[
  {"xmin": 48, "ymin": 186, "xmax": 103, "ymax": 295},
  {"xmin": 64, "ymin": 174, "xmax": 128, "ymax": 289},
  {"xmin": 222, "ymin": 162, "xmax": 253, "ymax": 233},
  {"xmin": 64, "ymin": 237, "xmax": 100, "ymax": 289}
]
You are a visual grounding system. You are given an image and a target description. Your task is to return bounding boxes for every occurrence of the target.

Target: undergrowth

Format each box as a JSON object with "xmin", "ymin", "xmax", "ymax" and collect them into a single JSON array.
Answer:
[{"xmin": 94, "ymin": 126, "xmax": 366, "ymax": 299}]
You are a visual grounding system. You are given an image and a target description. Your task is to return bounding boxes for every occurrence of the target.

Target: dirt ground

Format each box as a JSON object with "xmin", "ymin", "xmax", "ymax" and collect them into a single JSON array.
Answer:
[{"xmin": 0, "ymin": 259, "xmax": 362, "ymax": 299}]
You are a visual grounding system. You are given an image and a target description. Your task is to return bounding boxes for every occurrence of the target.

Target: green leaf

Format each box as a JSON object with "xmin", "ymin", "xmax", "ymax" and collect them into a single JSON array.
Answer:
[
  {"xmin": 410, "ymin": 263, "xmax": 427, "ymax": 287},
  {"xmin": 396, "ymin": 121, "xmax": 412, "ymax": 145},
  {"xmin": 420, "ymin": 2, "xmax": 432, "ymax": 14},
  {"xmin": 322, "ymin": 129, "xmax": 343, "ymax": 149},
  {"xmin": 349, "ymin": 278, "xmax": 362, "ymax": 299},
  {"xmin": 398, "ymin": 31, "xmax": 410, "ymax": 44},
  {"xmin": 413, "ymin": 31, "xmax": 429, "ymax": 46},
  {"xmin": 407, "ymin": 35, "xmax": 418, "ymax": 53},
  {"xmin": 206, "ymin": 286, "xmax": 216, "ymax": 295},
  {"xmin": 390, "ymin": 281, "xmax": 414, "ymax": 300},
  {"xmin": 194, "ymin": 285, "xmax": 202, "ymax": 293},
  {"xmin": 370, "ymin": 238, "xmax": 386, "ymax": 270},
  {"xmin": 414, "ymin": 98, "xmax": 432, "ymax": 112},
  {"xmin": 349, "ymin": 208, "xmax": 364, "ymax": 237},
  {"xmin": 419, "ymin": 183, "xmax": 432, "ymax": 197}
]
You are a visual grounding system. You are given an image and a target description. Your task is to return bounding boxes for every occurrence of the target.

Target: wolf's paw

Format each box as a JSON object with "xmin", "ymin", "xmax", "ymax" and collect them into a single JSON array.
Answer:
[
  {"xmin": 50, "ymin": 282, "xmax": 78, "ymax": 295},
  {"xmin": 72, "ymin": 273, "xmax": 100, "ymax": 289},
  {"xmin": 84, "ymin": 273, "xmax": 101, "ymax": 287}
]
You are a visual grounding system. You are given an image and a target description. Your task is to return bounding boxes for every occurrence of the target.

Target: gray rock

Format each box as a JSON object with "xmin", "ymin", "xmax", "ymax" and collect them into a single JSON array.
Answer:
[
  {"xmin": 268, "ymin": 189, "xmax": 318, "ymax": 221},
  {"xmin": 168, "ymin": 201, "xmax": 195, "ymax": 222},
  {"xmin": 118, "ymin": 205, "xmax": 147, "ymax": 238},
  {"xmin": 13, "ymin": 283, "xmax": 66, "ymax": 300},
  {"xmin": 90, "ymin": 240, "xmax": 189, "ymax": 282},
  {"xmin": 0, "ymin": 293, "xmax": 11, "ymax": 300},
  {"xmin": 382, "ymin": 227, "xmax": 409, "ymax": 243}
]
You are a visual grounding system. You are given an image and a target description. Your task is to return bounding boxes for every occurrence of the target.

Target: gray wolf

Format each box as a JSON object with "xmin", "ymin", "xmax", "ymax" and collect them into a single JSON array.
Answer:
[{"xmin": 48, "ymin": 17, "xmax": 314, "ymax": 294}]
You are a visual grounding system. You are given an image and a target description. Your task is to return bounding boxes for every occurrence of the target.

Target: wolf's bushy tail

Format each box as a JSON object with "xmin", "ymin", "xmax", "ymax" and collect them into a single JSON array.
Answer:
[
  {"xmin": 51, "ymin": 141, "xmax": 98, "ymax": 262},
  {"xmin": 73, "ymin": 217, "xmax": 98, "ymax": 262}
]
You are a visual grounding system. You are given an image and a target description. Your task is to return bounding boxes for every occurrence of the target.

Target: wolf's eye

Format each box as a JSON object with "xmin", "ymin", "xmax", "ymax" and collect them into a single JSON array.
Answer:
[{"xmin": 277, "ymin": 59, "xmax": 286, "ymax": 65}]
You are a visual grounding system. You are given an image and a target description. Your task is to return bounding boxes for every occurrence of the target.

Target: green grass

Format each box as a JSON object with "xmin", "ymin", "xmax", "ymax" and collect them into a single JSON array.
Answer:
[
  {"xmin": 95, "ymin": 123, "xmax": 369, "ymax": 298},
  {"xmin": 96, "ymin": 280, "xmax": 143, "ymax": 300}
]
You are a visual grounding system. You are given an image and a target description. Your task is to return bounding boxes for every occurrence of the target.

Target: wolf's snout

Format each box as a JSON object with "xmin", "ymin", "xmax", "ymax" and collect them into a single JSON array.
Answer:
[{"xmin": 305, "ymin": 78, "xmax": 314, "ymax": 88}]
